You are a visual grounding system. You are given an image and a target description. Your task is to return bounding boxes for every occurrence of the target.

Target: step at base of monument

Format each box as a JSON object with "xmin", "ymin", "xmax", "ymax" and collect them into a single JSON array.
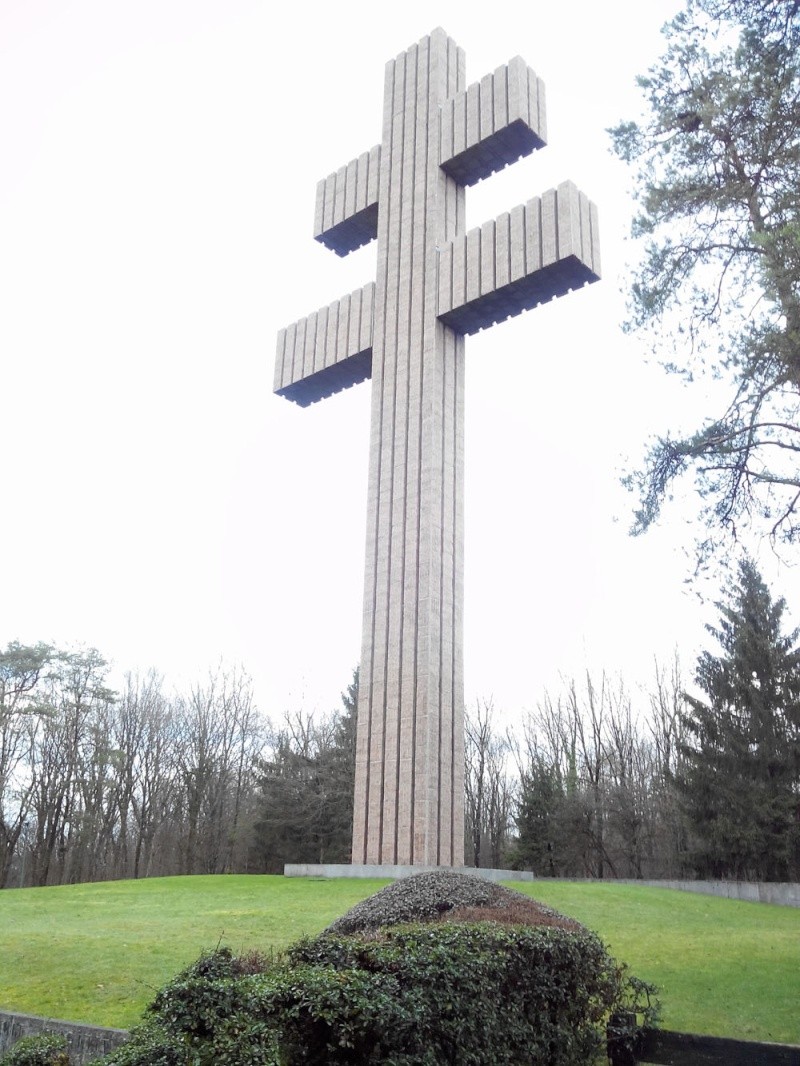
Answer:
[{"xmin": 283, "ymin": 863, "xmax": 533, "ymax": 882}]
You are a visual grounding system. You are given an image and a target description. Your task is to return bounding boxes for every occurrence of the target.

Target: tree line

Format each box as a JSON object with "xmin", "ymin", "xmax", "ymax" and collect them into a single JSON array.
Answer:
[
  {"xmin": 0, "ymin": 648, "xmax": 357, "ymax": 889},
  {"xmin": 2, "ymin": 560, "xmax": 798, "ymax": 888},
  {"xmin": 466, "ymin": 559, "xmax": 800, "ymax": 882}
]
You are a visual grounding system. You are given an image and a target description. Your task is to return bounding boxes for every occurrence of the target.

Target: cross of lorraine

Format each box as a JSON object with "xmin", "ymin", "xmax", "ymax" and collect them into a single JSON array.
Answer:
[{"xmin": 275, "ymin": 28, "xmax": 600, "ymax": 870}]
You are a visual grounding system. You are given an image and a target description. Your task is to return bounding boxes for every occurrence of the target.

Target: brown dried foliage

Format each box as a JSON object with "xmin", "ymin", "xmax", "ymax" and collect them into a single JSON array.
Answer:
[{"xmin": 441, "ymin": 899, "xmax": 585, "ymax": 932}]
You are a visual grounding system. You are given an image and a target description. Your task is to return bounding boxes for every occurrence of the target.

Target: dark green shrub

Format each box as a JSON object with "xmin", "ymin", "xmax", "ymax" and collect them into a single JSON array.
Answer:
[
  {"xmin": 93, "ymin": 1023, "xmax": 182, "ymax": 1066},
  {"xmin": 248, "ymin": 923, "xmax": 632, "ymax": 1064},
  {"xmin": 98, "ymin": 1016, "xmax": 278, "ymax": 1066},
  {"xmin": 95, "ymin": 927, "xmax": 655, "ymax": 1065},
  {"xmin": 252, "ymin": 964, "xmax": 417, "ymax": 1063},
  {"xmin": 145, "ymin": 947, "xmax": 244, "ymax": 1044},
  {"xmin": 100, "ymin": 950, "xmax": 279, "ymax": 1066},
  {"xmin": 0, "ymin": 1033, "xmax": 69, "ymax": 1066}
]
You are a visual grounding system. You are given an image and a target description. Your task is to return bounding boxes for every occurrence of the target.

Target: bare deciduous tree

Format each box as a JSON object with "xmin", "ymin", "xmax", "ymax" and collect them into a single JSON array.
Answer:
[{"xmin": 464, "ymin": 700, "xmax": 515, "ymax": 868}]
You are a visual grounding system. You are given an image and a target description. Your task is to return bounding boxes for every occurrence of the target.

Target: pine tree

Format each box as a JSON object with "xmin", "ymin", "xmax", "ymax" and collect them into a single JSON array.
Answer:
[
  {"xmin": 678, "ymin": 559, "xmax": 800, "ymax": 879},
  {"xmin": 250, "ymin": 669, "xmax": 357, "ymax": 872},
  {"xmin": 610, "ymin": 0, "xmax": 800, "ymax": 558},
  {"xmin": 512, "ymin": 758, "xmax": 563, "ymax": 877}
]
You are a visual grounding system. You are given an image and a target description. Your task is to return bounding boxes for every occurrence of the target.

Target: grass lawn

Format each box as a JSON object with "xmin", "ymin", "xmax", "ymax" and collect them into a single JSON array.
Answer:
[
  {"xmin": 517, "ymin": 881, "xmax": 800, "ymax": 1046},
  {"xmin": 1, "ymin": 875, "xmax": 798, "ymax": 1044}
]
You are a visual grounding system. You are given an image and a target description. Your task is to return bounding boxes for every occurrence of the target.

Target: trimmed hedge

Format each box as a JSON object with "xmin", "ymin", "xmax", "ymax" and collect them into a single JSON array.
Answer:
[
  {"xmin": 261, "ymin": 924, "xmax": 624, "ymax": 1064},
  {"xmin": 99, "ymin": 925, "xmax": 654, "ymax": 1065},
  {"xmin": 99, "ymin": 950, "xmax": 278, "ymax": 1066},
  {"xmin": 0, "ymin": 1034, "xmax": 69, "ymax": 1066}
]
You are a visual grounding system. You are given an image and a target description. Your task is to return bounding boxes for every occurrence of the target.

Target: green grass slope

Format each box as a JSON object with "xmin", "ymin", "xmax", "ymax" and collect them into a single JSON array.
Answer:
[
  {"xmin": 0, "ymin": 876, "xmax": 797, "ymax": 1044},
  {"xmin": 0, "ymin": 875, "xmax": 383, "ymax": 1029},
  {"xmin": 518, "ymin": 881, "xmax": 800, "ymax": 1045}
]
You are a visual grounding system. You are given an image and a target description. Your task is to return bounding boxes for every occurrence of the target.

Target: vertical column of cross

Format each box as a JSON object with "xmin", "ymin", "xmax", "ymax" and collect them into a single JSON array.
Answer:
[
  {"xmin": 350, "ymin": 40, "xmax": 405, "ymax": 868},
  {"xmin": 352, "ymin": 29, "xmax": 466, "ymax": 867},
  {"xmin": 417, "ymin": 34, "xmax": 465, "ymax": 868}
]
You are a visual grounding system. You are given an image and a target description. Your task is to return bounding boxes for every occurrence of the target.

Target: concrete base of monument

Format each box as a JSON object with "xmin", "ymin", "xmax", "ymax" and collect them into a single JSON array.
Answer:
[{"xmin": 283, "ymin": 863, "xmax": 534, "ymax": 882}]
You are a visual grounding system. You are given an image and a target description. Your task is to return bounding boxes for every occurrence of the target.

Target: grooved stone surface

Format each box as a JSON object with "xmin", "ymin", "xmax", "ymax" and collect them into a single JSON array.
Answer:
[
  {"xmin": 284, "ymin": 862, "xmax": 534, "ymax": 882},
  {"xmin": 274, "ymin": 29, "xmax": 600, "ymax": 869},
  {"xmin": 0, "ymin": 1011, "xmax": 127, "ymax": 1065}
]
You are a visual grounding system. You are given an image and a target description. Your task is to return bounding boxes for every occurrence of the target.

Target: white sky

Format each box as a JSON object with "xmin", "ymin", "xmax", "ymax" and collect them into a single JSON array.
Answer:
[{"xmin": 3, "ymin": 0, "xmax": 797, "ymax": 722}]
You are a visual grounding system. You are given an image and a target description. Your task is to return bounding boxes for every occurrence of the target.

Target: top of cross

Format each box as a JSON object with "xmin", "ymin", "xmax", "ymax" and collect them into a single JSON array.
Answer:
[{"xmin": 275, "ymin": 29, "xmax": 600, "ymax": 407}]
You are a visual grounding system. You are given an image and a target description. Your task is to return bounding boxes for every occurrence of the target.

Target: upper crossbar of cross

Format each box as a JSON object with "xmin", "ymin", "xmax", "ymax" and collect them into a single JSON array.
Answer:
[{"xmin": 274, "ymin": 38, "xmax": 600, "ymax": 406}]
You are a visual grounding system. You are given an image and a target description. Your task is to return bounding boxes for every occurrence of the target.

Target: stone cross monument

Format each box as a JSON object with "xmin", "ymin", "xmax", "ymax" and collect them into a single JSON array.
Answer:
[{"xmin": 275, "ymin": 29, "xmax": 600, "ymax": 869}]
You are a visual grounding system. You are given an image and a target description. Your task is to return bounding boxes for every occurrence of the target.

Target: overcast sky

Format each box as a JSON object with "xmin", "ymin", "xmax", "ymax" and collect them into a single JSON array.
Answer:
[{"xmin": 3, "ymin": 0, "xmax": 796, "ymax": 721}]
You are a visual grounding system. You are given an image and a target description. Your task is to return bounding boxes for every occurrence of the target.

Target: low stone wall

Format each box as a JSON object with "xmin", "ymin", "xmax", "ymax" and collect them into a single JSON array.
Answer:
[
  {"xmin": 283, "ymin": 866, "xmax": 800, "ymax": 905},
  {"xmin": 284, "ymin": 867, "xmax": 799, "ymax": 906},
  {"xmin": 284, "ymin": 862, "xmax": 534, "ymax": 882},
  {"xmin": 585, "ymin": 878, "xmax": 800, "ymax": 908},
  {"xmin": 0, "ymin": 1010, "xmax": 127, "ymax": 1064}
]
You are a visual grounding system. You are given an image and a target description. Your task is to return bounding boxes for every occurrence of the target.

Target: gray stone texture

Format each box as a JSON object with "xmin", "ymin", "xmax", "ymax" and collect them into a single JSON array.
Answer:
[
  {"xmin": 437, "ymin": 181, "xmax": 600, "ymax": 335},
  {"xmin": 0, "ymin": 1011, "xmax": 127, "ymax": 1064},
  {"xmin": 284, "ymin": 862, "xmax": 534, "ymax": 882},
  {"xmin": 313, "ymin": 146, "xmax": 381, "ymax": 255},
  {"xmin": 274, "ymin": 29, "xmax": 600, "ymax": 869},
  {"xmin": 593, "ymin": 878, "xmax": 800, "ymax": 907},
  {"xmin": 274, "ymin": 282, "xmax": 375, "ymax": 405}
]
